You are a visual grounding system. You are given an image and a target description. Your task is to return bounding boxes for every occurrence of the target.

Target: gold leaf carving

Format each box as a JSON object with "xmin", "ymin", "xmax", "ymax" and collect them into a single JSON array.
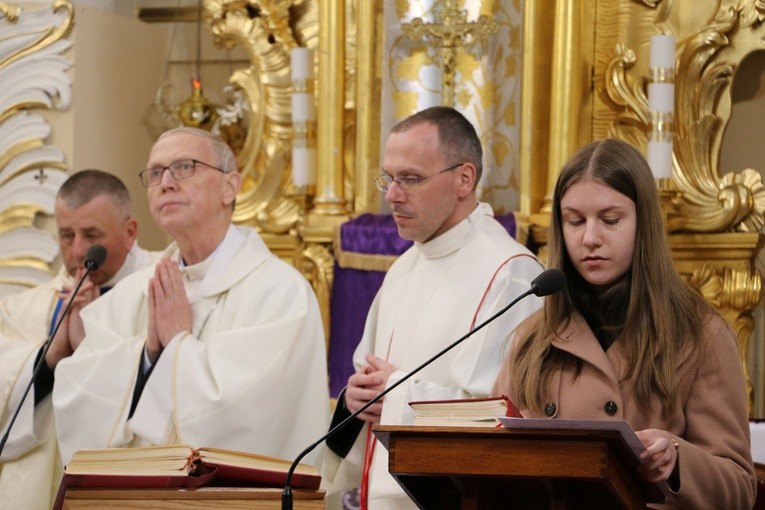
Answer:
[
  {"xmin": 295, "ymin": 243, "xmax": 334, "ymax": 348},
  {"xmin": 631, "ymin": 0, "xmax": 662, "ymax": 7},
  {"xmin": 740, "ymin": 0, "xmax": 765, "ymax": 27},
  {"xmin": 603, "ymin": 43, "xmax": 650, "ymax": 150},
  {"xmin": 0, "ymin": 3, "xmax": 20, "ymax": 22},
  {"xmin": 687, "ymin": 264, "xmax": 762, "ymax": 314},
  {"xmin": 0, "ymin": 205, "xmax": 43, "ymax": 235},
  {"xmin": 604, "ymin": 2, "xmax": 765, "ymax": 233},
  {"xmin": 671, "ymin": 4, "xmax": 765, "ymax": 232},
  {"xmin": 206, "ymin": 0, "xmax": 319, "ymax": 234}
]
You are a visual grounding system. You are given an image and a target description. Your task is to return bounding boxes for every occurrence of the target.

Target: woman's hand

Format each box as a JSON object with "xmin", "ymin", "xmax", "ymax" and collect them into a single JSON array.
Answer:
[{"xmin": 636, "ymin": 428, "xmax": 679, "ymax": 483}]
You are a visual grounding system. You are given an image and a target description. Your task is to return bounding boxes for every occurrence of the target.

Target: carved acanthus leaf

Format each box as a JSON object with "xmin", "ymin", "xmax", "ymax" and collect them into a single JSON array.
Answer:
[{"xmin": 604, "ymin": 43, "xmax": 650, "ymax": 149}]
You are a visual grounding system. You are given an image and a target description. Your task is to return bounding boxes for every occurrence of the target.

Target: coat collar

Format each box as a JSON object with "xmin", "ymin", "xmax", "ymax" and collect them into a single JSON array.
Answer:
[{"xmin": 551, "ymin": 313, "xmax": 622, "ymax": 386}]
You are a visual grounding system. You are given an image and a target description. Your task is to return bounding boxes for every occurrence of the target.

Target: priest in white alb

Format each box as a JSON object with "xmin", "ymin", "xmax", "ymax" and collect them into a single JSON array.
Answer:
[
  {"xmin": 53, "ymin": 128, "xmax": 331, "ymax": 468},
  {"xmin": 0, "ymin": 170, "xmax": 153, "ymax": 510},
  {"xmin": 321, "ymin": 107, "xmax": 544, "ymax": 509}
]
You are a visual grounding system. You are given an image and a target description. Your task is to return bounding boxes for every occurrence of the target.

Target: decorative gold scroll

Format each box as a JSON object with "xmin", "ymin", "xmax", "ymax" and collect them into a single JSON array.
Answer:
[
  {"xmin": 602, "ymin": 1, "xmax": 765, "ymax": 234},
  {"xmin": 204, "ymin": 0, "xmax": 319, "ymax": 235}
]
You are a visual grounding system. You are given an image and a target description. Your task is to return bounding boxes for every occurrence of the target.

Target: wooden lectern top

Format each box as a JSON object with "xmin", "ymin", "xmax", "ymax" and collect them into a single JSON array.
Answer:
[{"xmin": 374, "ymin": 424, "xmax": 668, "ymax": 510}]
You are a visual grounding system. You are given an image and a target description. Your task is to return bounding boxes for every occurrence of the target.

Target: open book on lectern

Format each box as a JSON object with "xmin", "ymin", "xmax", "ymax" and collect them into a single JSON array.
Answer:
[{"xmin": 499, "ymin": 416, "xmax": 646, "ymax": 456}]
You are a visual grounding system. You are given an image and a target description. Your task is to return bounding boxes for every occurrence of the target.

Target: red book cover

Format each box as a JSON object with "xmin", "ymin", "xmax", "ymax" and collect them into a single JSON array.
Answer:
[
  {"xmin": 52, "ymin": 445, "xmax": 320, "ymax": 510},
  {"xmin": 51, "ymin": 467, "xmax": 215, "ymax": 510},
  {"xmin": 205, "ymin": 459, "xmax": 321, "ymax": 490}
]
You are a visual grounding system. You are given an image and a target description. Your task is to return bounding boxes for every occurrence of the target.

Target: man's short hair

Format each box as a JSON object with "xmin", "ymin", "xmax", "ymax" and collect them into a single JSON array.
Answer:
[
  {"xmin": 57, "ymin": 169, "xmax": 132, "ymax": 219},
  {"xmin": 390, "ymin": 106, "xmax": 483, "ymax": 184},
  {"xmin": 157, "ymin": 127, "xmax": 238, "ymax": 174}
]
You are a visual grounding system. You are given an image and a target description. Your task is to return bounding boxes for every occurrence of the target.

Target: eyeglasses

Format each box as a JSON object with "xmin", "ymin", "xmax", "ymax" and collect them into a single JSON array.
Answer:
[
  {"xmin": 139, "ymin": 159, "xmax": 225, "ymax": 188},
  {"xmin": 373, "ymin": 162, "xmax": 463, "ymax": 192}
]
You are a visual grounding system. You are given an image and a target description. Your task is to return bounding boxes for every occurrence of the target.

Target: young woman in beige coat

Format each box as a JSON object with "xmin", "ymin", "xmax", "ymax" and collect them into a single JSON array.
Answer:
[{"xmin": 492, "ymin": 138, "xmax": 756, "ymax": 509}]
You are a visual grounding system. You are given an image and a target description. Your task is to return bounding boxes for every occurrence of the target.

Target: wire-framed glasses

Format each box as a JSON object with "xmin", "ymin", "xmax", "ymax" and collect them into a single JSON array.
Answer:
[
  {"xmin": 139, "ymin": 159, "xmax": 225, "ymax": 188},
  {"xmin": 373, "ymin": 162, "xmax": 463, "ymax": 192}
]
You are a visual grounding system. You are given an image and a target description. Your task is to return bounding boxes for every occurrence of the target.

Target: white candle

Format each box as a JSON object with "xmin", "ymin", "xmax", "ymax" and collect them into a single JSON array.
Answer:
[
  {"xmin": 648, "ymin": 82, "xmax": 674, "ymax": 113},
  {"xmin": 647, "ymin": 139, "xmax": 673, "ymax": 179},
  {"xmin": 649, "ymin": 34, "xmax": 675, "ymax": 70},
  {"xmin": 292, "ymin": 146, "xmax": 316, "ymax": 187},
  {"xmin": 291, "ymin": 48, "xmax": 312, "ymax": 81},
  {"xmin": 291, "ymin": 93, "xmax": 315, "ymax": 122}
]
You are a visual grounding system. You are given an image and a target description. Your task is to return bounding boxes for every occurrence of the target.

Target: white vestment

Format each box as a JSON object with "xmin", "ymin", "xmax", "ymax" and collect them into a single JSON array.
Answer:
[
  {"xmin": 322, "ymin": 203, "xmax": 544, "ymax": 510},
  {"xmin": 53, "ymin": 225, "xmax": 331, "ymax": 469},
  {"xmin": 0, "ymin": 244, "xmax": 153, "ymax": 510}
]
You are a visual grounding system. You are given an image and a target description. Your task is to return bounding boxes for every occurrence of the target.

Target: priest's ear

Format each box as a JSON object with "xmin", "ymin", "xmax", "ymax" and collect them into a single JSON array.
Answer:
[
  {"xmin": 222, "ymin": 170, "xmax": 242, "ymax": 210},
  {"xmin": 456, "ymin": 162, "xmax": 478, "ymax": 197}
]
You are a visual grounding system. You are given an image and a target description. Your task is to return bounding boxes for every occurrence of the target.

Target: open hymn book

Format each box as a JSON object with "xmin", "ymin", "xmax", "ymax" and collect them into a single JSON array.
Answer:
[
  {"xmin": 408, "ymin": 395, "xmax": 522, "ymax": 427},
  {"xmin": 54, "ymin": 444, "xmax": 320, "ymax": 507}
]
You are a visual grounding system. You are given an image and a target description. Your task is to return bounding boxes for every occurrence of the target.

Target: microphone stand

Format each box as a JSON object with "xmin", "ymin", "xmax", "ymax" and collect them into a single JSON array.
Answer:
[
  {"xmin": 281, "ymin": 287, "xmax": 536, "ymax": 510},
  {"xmin": 0, "ymin": 259, "xmax": 100, "ymax": 456}
]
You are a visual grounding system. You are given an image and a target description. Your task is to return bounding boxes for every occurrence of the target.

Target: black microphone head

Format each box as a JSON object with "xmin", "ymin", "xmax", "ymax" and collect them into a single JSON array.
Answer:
[
  {"xmin": 84, "ymin": 244, "xmax": 108, "ymax": 271},
  {"xmin": 530, "ymin": 268, "xmax": 566, "ymax": 297}
]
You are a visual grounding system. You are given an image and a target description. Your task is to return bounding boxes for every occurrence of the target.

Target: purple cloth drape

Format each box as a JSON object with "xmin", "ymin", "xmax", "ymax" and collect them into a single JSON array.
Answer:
[
  {"xmin": 327, "ymin": 212, "xmax": 516, "ymax": 397},
  {"xmin": 328, "ymin": 214, "xmax": 412, "ymax": 396}
]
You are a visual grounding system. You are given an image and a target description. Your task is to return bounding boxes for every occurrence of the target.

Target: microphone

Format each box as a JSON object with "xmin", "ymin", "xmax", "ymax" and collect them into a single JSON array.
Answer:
[
  {"xmin": 529, "ymin": 267, "xmax": 566, "ymax": 297},
  {"xmin": 281, "ymin": 268, "xmax": 566, "ymax": 509},
  {"xmin": 84, "ymin": 244, "xmax": 107, "ymax": 271},
  {"xmin": 0, "ymin": 244, "xmax": 108, "ymax": 456}
]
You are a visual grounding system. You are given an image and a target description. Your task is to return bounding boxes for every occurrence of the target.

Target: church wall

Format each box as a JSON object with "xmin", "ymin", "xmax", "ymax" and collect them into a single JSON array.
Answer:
[{"xmin": 66, "ymin": 4, "xmax": 170, "ymax": 251}]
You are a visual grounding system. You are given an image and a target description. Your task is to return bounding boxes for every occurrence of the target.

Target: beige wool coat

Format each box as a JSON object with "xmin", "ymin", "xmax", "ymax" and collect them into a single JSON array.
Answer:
[{"xmin": 492, "ymin": 312, "xmax": 756, "ymax": 510}]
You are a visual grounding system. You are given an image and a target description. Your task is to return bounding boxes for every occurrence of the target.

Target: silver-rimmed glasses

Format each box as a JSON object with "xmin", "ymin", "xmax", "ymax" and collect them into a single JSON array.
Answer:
[
  {"xmin": 373, "ymin": 162, "xmax": 463, "ymax": 192},
  {"xmin": 139, "ymin": 159, "xmax": 225, "ymax": 188}
]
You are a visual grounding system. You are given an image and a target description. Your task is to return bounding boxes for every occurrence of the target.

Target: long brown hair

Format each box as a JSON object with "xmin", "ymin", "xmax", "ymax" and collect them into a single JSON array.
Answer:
[{"xmin": 511, "ymin": 139, "xmax": 710, "ymax": 414}]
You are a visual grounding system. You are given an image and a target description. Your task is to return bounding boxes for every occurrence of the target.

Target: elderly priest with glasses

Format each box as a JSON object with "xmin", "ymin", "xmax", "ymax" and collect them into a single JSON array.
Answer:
[
  {"xmin": 322, "ymin": 106, "xmax": 544, "ymax": 510},
  {"xmin": 52, "ymin": 127, "xmax": 330, "ymax": 468}
]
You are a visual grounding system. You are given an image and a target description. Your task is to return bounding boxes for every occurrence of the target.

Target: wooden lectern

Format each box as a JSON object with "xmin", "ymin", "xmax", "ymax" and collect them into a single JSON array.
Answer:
[
  {"xmin": 59, "ymin": 487, "xmax": 324, "ymax": 509},
  {"xmin": 374, "ymin": 425, "xmax": 667, "ymax": 510}
]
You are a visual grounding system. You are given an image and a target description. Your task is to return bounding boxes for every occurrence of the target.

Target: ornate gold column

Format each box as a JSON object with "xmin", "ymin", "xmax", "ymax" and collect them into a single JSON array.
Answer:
[
  {"xmin": 353, "ymin": 1, "xmax": 383, "ymax": 214},
  {"xmin": 307, "ymin": 0, "xmax": 348, "ymax": 223},
  {"xmin": 519, "ymin": 0, "xmax": 554, "ymax": 219},
  {"xmin": 547, "ymin": 0, "xmax": 590, "ymax": 189}
]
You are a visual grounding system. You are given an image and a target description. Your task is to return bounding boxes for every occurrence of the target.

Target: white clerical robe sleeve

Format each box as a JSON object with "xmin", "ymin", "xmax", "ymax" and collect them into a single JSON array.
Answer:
[{"xmin": 0, "ymin": 345, "xmax": 52, "ymax": 461}]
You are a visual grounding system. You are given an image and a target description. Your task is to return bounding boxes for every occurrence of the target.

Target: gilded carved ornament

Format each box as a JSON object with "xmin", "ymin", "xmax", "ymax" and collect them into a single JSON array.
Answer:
[
  {"xmin": 0, "ymin": 3, "xmax": 19, "ymax": 22},
  {"xmin": 295, "ymin": 243, "xmax": 334, "ymax": 348},
  {"xmin": 605, "ymin": 1, "xmax": 765, "ymax": 234},
  {"xmin": 687, "ymin": 263, "xmax": 760, "ymax": 397},
  {"xmin": 204, "ymin": 0, "xmax": 318, "ymax": 234},
  {"xmin": 0, "ymin": 1, "xmax": 73, "ymax": 293},
  {"xmin": 688, "ymin": 264, "xmax": 762, "ymax": 315}
]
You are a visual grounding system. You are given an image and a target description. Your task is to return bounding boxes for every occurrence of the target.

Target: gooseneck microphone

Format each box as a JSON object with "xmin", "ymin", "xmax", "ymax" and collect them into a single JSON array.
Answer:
[
  {"xmin": 0, "ymin": 244, "xmax": 108, "ymax": 457},
  {"xmin": 84, "ymin": 244, "xmax": 107, "ymax": 272},
  {"xmin": 281, "ymin": 268, "xmax": 566, "ymax": 509}
]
